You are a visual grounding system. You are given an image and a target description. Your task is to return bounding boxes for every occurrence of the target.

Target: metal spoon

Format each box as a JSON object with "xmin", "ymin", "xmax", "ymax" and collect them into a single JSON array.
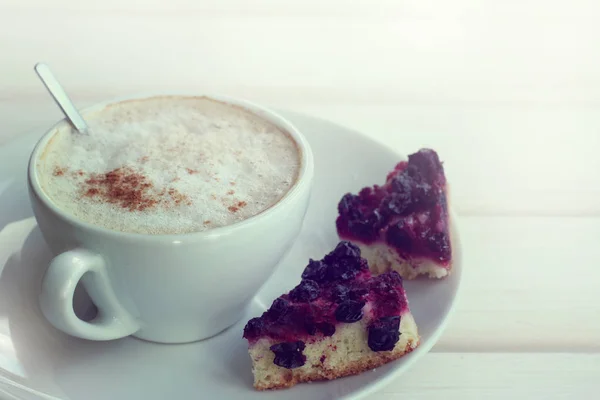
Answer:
[{"xmin": 34, "ymin": 63, "xmax": 89, "ymax": 134}]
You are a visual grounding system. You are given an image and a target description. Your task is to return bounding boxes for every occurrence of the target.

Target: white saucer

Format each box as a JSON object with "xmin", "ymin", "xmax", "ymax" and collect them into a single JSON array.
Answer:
[{"xmin": 0, "ymin": 111, "xmax": 462, "ymax": 400}]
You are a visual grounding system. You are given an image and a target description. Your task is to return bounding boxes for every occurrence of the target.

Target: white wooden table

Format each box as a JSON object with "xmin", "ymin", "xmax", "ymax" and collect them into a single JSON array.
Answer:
[{"xmin": 1, "ymin": 1, "xmax": 599, "ymax": 398}]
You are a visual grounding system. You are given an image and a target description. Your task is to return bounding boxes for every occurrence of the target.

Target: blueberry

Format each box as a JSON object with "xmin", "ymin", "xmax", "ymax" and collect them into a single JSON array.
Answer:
[
  {"xmin": 358, "ymin": 186, "xmax": 374, "ymax": 198},
  {"xmin": 267, "ymin": 298, "xmax": 291, "ymax": 321},
  {"xmin": 370, "ymin": 279, "xmax": 394, "ymax": 296},
  {"xmin": 370, "ymin": 272, "xmax": 402, "ymax": 296},
  {"xmin": 333, "ymin": 282, "xmax": 368, "ymax": 302},
  {"xmin": 386, "ymin": 222, "xmax": 413, "ymax": 252},
  {"xmin": 325, "ymin": 261, "xmax": 359, "ymax": 282},
  {"xmin": 375, "ymin": 271, "xmax": 403, "ymax": 287},
  {"xmin": 407, "ymin": 149, "xmax": 443, "ymax": 184},
  {"xmin": 386, "ymin": 271, "xmax": 403, "ymax": 285},
  {"xmin": 390, "ymin": 173, "xmax": 413, "ymax": 196},
  {"xmin": 316, "ymin": 322, "xmax": 336, "ymax": 336},
  {"xmin": 332, "ymin": 284, "xmax": 350, "ymax": 302},
  {"xmin": 390, "ymin": 170, "xmax": 437, "ymax": 214},
  {"xmin": 339, "ymin": 254, "xmax": 368, "ymax": 273},
  {"xmin": 348, "ymin": 286, "xmax": 368, "ymax": 300},
  {"xmin": 412, "ymin": 181, "xmax": 436, "ymax": 208},
  {"xmin": 242, "ymin": 317, "xmax": 264, "ymax": 339},
  {"xmin": 324, "ymin": 242, "xmax": 367, "ymax": 282},
  {"xmin": 404, "ymin": 164, "xmax": 421, "ymax": 179},
  {"xmin": 338, "ymin": 197, "xmax": 381, "ymax": 240},
  {"xmin": 384, "ymin": 196, "xmax": 409, "ymax": 216},
  {"xmin": 347, "ymin": 210, "xmax": 383, "ymax": 241},
  {"xmin": 371, "ymin": 270, "xmax": 404, "ymax": 294},
  {"xmin": 338, "ymin": 193, "xmax": 353, "ymax": 214},
  {"xmin": 270, "ymin": 341, "xmax": 306, "ymax": 369},
  {"xmin": 368, "ymin": 316, "xmax": 401, "ymax": 351},
  {"xmin": 304, "ymin": 320, "xmax": 317, "ymax": 335},
  {"xmin": 328, "ymin": 241, "xmax": 361, "ymax": 260},
  {"xmin": 347, "ymin": 220, "xmax": 374, "ymax": 240},
  {"xmin": 338, "ymin": 193, "xmax": 360, "ymax": 218},
  {"xmin": 301, "ymin": 259, "xmax": 328, "ymax": 283},
  {"xmin": 334, "ymin": 300, "xmax": 365, "ymax": 323},
  {"xmin": 289, "ymin": 279, "xmax": 320, "ymax": 302},
  {"xmin": 382, "ymin": 189, "xmax": 412, "ymax": 216}
]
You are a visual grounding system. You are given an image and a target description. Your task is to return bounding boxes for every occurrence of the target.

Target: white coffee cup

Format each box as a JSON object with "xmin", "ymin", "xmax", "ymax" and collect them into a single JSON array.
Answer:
[{"xmin": 28, "ymin": 94, "xmax": 314, "ymax": 344}]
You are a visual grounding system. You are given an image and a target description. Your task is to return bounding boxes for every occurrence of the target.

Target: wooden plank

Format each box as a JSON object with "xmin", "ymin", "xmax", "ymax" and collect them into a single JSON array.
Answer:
[
  {"xmin": 435, "ymin": 217, "xmax": 600, "ymax": 351},
  {"xmin": 0, "ymin": 4, "xmax": 599, "ymax": 104},
  {"xmin": 377, "ymin": 353, "xmax": 600, "ymax": 399}
]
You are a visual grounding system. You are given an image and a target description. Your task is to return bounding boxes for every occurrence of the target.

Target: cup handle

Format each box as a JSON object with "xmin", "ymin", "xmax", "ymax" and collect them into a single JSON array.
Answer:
[{"xmin": 40, "ymin": 248, "xmax": 140, "ymax": 340}]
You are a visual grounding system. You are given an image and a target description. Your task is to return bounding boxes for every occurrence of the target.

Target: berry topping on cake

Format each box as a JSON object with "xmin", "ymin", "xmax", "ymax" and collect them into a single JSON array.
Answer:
[
  {"xmin": 316, "ymin": 322, "xmax": 336, "ymax": 337},
  {"xmin": 301, "ymin": 259, "xmax": 328, "ymax": 282},
  {"xmin": 336, "ymin": 148, "xmax": 453, "ymax": 279},
  {"xmin": 289, "ymin": 279, "xmax": 320, "ymax": 302},
  {"xmin": 243, "ymin": 241, "xmax": 419, "ymax": 390}
]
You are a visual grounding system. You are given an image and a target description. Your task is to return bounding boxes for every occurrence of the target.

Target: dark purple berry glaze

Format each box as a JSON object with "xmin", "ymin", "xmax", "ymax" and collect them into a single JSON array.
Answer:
[
  {"xmin": 336, "ymin": 148, "xmax": 451, "ymax": 265},
  {"xmin": 243, "ymin": 242, "xmax": 409, "ymax": 344}
]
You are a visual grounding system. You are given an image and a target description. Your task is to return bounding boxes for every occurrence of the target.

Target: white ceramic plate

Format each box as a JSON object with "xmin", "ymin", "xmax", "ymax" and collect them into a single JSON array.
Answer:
[{"xmin": 0, "ymin": 110, "xmax": 462, "ymax": 400}]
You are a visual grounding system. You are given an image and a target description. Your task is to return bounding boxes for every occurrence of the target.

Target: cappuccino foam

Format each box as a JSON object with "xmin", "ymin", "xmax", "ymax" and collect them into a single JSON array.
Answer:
[{"xmin": 37, "ymin": 96, "xmax": 300, "ymax": 234}]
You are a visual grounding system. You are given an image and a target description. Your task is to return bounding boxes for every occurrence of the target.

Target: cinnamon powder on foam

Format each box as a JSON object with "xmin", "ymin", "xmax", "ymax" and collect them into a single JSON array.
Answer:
[
  {"xmin": 38, "ymin": 96, "xmax": 300, "ymax": 234},
  {"xmin": 82, "ymin": 167, "xmax": 191, "ymax": 212}
]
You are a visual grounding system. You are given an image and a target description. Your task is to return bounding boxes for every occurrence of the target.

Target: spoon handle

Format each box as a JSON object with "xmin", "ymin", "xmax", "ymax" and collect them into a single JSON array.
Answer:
[{"xmin": 34, "ymin": 63, "xmax": 89, "ymax": 134}]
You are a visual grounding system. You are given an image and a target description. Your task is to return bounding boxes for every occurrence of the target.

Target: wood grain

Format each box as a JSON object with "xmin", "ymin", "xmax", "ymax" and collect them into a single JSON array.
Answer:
[
  {"xmin": 382, "ymin": 353, "xmax": 600, "ymax": 399},
  {"xmin": 435, "ymin": 216, "xmax": 600, "ymax": 351},
  {"xmin": 1, "ymin": 0, "xmax": 599, "ymax": 102}
]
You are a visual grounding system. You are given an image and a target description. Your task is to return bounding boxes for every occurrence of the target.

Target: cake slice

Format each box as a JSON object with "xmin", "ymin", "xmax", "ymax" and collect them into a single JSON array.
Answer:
[
  {"xmin": 336, "ymin": 149, "xmax": 452, "ymax": 279},
  {"xmin": 242, "ymin": 242, "xmax": 419, "ymax": 390}
]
